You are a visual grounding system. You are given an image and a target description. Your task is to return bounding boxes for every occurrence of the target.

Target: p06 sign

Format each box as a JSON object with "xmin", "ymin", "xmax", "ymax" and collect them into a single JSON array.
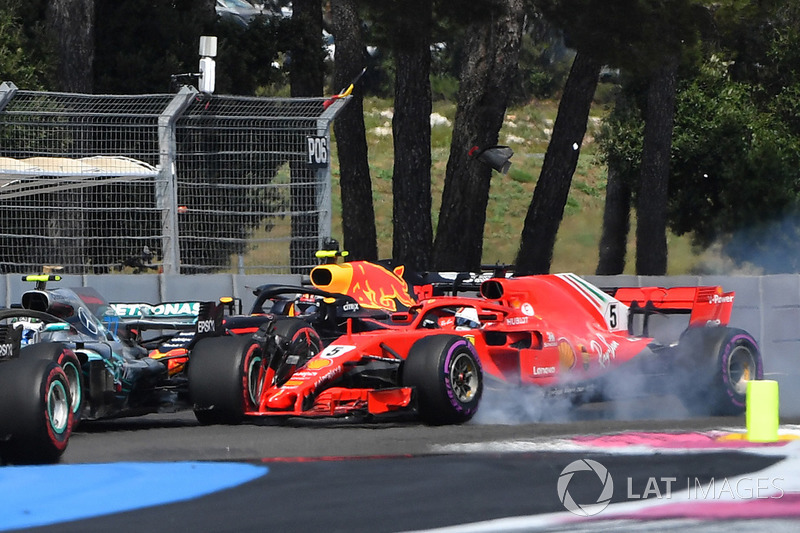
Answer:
[{"xmin": 307, "ymin": 136, "xmax": 329, "ymax": 168}]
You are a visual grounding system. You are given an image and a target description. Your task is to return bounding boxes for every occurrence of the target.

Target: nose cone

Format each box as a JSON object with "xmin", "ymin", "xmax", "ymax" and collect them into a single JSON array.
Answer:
[{"xmin": 266, "ymin": 389, "xmax": 296, "ymax": 410}]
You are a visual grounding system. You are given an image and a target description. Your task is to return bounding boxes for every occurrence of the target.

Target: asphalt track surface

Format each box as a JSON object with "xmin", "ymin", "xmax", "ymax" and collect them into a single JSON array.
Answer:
[{"xmin": 4, "ymin": 395, "xmax": 800, "ymax": 533}]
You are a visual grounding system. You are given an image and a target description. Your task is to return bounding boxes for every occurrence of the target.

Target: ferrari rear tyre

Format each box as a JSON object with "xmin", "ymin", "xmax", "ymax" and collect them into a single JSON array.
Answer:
[
  {"xmin": 402, "ymin": 335, "xmax": 482, "ymax": 425},
  {"xmin": 677, "ymin": 327, "xmax": 763, "ymax": 416},
  {"xmin": 189, "ymin": 336, "xmax": 262, "ymax": 425},
  {"xmin": 0, "ymin": 358, "xmax": 72, "ymax": 464},
  {"xmin": 23, "ymin": 342, "xmax": 84, "ymax": 425}
]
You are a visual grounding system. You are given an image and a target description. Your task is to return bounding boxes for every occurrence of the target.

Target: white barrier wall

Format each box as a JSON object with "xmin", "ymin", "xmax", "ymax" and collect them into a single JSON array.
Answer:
[{"xmin": 2, "ymin": 273, "xmax": 797, "ymax": 411}]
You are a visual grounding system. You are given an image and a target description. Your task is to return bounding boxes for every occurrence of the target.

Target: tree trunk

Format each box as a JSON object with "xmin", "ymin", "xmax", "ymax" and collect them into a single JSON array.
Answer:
[
  {"xmin": 289, "ymin": 0, "xmax": 325, "ymax": 272},
  {"xmin": 391, "ymin": 0, "xmax": 433, "ymax": 272},
  {"xmin": 289, "ymin": 0, "xmax": 324, "ymax": 97},
  {"xmin": 596, "ymin": 161, "xmax": 631, "ymax": 274},
  {"xmin": 635, "ymin": 59, "xmax": 677, "ymax": 275},
  {"xmin": 330, "ymin": 0, "xmax": 378, "ymax": 261},
  {"xmin": 45, "ymin": 0, "xmax": 95, "ymax": 272},
  {"xmin": 515, "ymin": 51, "xmax": 601, "ymax": 275},
  {"xmin": 46, "ymin": 0, "xmax": 94, "ymax": 93},
  {"xmin": 432, "ymin": 0, "xmax": 525, "ymax": 271}
]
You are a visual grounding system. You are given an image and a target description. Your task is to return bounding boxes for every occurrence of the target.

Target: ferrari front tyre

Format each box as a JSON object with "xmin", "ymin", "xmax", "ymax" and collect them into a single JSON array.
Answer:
[
  {"xmin": 677, "ymin": 327, "xmax": 763, "ymax": 416},
  {"xmin": 23, "ymin": 342, "xmax": 84, "ymax": 425},
  {"xmin": 188, "ymin": 336, "xmax": 262, "ymax": 425},
  {"xmin": 0, "ymin": 358, "xmax": 72, "ymax": 464},
  {"xmin": 402, "ymin": 335, "xmax": 482, "ymax": 425}
]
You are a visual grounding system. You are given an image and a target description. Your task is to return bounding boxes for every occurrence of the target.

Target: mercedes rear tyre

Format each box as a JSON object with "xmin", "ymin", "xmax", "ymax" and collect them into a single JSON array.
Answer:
[
  {"xmin": 23, "ymin": 342, "xmax": 84, "ymax": 425},
  {"xmin": 0, "ymin": 358, "xmax": 72, "ymax": 464}
]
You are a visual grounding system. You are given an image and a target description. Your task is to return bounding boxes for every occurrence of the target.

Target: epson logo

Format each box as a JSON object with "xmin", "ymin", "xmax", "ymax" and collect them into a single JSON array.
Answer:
[
  {"xmin": 197, "ymin": 319, "xmax": 216, "ymax": 334},
  {"xmin": 0, "ymin": 342, "xmax": 14, "ymax": 359}
]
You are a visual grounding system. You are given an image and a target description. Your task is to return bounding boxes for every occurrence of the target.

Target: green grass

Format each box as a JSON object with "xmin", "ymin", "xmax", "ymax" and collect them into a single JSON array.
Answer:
[{"xmin": 330, "ymin": 97, "xmax": 729, "ymax": 276}]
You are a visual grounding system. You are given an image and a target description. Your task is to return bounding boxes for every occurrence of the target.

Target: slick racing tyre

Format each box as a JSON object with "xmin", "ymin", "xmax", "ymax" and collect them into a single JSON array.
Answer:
[
  {"xmin": 0, "ymin": 358, "xmax": 72, "ymax": 464},
  {"xmin": 23, "ymin": 342, "xmax": 84, "ymax": 426},
  {"xmin": 270, "ymin": 318, "xmax": 322, "ymax": 387},
  {"xmin": 402, "ymin": 335, "xmax": 482, "ymax": 425},
  {"xmin": 189, "ymin": 336, "xmax": 262, "ymax": 425},
  {"xmin": 677, "ymin": 327, "xmax": 763, "ymax": 416}
]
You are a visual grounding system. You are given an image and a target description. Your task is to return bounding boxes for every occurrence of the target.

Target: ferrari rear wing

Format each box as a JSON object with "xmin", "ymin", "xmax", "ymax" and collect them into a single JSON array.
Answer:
[{"xmin": 611, "ymin": 286, "xmax": 735, "ymax": 330}]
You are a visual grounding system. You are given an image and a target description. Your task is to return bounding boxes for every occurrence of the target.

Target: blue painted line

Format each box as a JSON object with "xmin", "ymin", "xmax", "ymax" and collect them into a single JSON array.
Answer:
[{"xmin": 0, "ymin": 462, "xmax": 269, "ymax": 531}]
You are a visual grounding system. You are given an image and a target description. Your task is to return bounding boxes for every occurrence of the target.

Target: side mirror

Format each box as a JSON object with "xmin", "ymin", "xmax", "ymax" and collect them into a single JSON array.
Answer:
[{"xmin": 478, "ymin": 312, "xmax": 502, "ymax": 323}]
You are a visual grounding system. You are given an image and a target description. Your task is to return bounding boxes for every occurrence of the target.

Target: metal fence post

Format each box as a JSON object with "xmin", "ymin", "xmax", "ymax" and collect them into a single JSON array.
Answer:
[
  {"xmin": 157, "ymin": 86, "xmax": 198, "ymax": 274},
  {"xmin": 0, "ymin": 82, "xmax": 18, "ymax": 112},
  {"xmin": 316, "ymin": 96, "xmax": 350, "ymax": 249},
  {"xmin": 1, "ymin": 86, "xmax": 350, "ymax": 275},
  {"xmin": 315, "ymin": 120, "xmax": 333, "ymax": 248}
]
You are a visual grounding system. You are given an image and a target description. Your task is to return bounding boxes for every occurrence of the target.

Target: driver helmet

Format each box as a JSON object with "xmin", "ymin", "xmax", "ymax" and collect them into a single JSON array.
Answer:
[
  {"xmin": 454, "ymin": 307, "xmax": 480, "ymax": 330},
  {"xmin": 12, "ymin": 320, "xmax": 41, "ymax": 346}
]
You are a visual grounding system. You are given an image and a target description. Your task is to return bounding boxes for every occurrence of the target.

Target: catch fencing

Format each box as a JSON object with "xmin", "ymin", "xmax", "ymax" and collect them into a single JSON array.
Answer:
[{"xmin": 0, "ymin": 81, "xmax": 348, "ymax": 275}]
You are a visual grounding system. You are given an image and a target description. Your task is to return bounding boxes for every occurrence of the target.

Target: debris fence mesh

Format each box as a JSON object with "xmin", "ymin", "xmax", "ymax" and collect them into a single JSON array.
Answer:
[{"xmin": 0, "ymin": 82, "xmax": 345, "ymax": 275}]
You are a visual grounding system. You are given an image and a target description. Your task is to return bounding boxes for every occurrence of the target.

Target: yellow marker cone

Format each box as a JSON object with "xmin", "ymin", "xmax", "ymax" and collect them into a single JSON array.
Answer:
[{"xmin": 746, "ymin": 380, "xmax": 779, "ymax": 442}]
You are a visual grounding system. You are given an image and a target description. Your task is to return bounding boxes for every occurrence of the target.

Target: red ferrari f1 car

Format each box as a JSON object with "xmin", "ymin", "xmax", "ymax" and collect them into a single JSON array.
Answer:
[{"xmin": 188, "ymin": 260, "xmax": 763, "ymax": 425}]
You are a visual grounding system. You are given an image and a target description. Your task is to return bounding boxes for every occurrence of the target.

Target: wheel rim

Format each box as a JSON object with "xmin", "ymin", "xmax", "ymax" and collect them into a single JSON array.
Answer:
[
  {"xmin": 62, "ymin": 361, "xmax": 82, "ymax": 415},
  {"xmin": 291, "ymin": 328, "xmax": 322, "ymax": 360},
  {"xmin": 728, "ymin": 344, "xmax": 757, "ymax": 395},
  {"xmin": 245, "ymin": 352, "xmax": 263, "ymax": 406},
  {"xmin": 274, "ymin": 327, "xmax": 322, "ymax": 386},
  {"xmin": 47, "ymin": 380, "xmax": 70, "ymax": 434},
  {"xmin": 450, "ymin": 352, "xmax": 479, "ymax": 403}
]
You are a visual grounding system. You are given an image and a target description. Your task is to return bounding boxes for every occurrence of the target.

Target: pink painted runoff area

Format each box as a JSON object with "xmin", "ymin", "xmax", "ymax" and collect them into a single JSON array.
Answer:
[{"xmin": 572, "ymin": 431, "xmax": 795, "ymax": 449}]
